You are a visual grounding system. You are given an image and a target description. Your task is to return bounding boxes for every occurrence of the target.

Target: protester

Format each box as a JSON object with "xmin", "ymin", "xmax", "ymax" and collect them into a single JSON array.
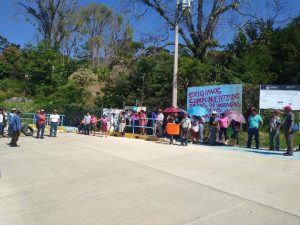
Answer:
[
  {"xmin": 37, "ymin": 110, "xmax": 46, "ymax": 139},
  {"xmin": 191, "ymin": 116, "xmax": 200, "ymax": 144},
  {"xmin": 231, "ymin": 120, "xmax": 241, "ymax": 147},
  {"xmin": 49, "ymin": 110, "xmax": 60, "ymax": 137},
  {"xmin": 166, "ymin": 114, "xmax": 175, "ymax": 144},
  {"xmin": 180, "ymin": 113, "xmax": 191, "ymax": 146},
  {"xmin": 7, "ymin": 108, "xmax": 16, "ymax": 137},
  {"xmin": 118, "ymin": 112, "xmax": 126, "ymax": 137},
  {"xmin": 218, "ymin": 113, "xmax": 229, "ymax": 144},
  {"xmin": 0, "ymin": 108, "xmax": 6, "ymax": 137},
  {"xmin": 83, "ymin": 112, "xmax": 91, "ymax": 135},
  {"xmin": 247, "ymin": 109, "xmax": 263, "ymax": 149},
  {"xmin": 9, "ymin": 110, "xmax": 21, "ymax": 147},
  {"xmin": 155, "ymin": 109, "xmax": 164, "ymax": 137},
  {"xmin": 269, "ymin": 111, "xmax": 281, "ymax": 151},
  {"xmin": 100, "ymin": 114, "xmax": 109, "ymax": 137},
  {"xmin": 282, "ymin": 106, "xmax": 295, "ymax": 156},
  {"xmin": 34, "ymin": 110, "xmax": 40, "ymax": 129},
  {"xmin": 130, "ymin": 110, "xmax": 139, "ymax": 134},
  {"xmin": 209, "ymin": 111, "xmax": 218, "ymax": 145},
  {"xmin": 91, "ymin": 114, "xmax": 98, "ymax": 136},
  {"xmin": 111, "ymin": 113, "xmax": 118, "ymax": 132},
  {"xmin": 199, "ymin": 115, "xmax": 205, "ymax": 143},
  {"xmin": 138, "ymin": 110, "xmax": 147, "ymax": 135}
]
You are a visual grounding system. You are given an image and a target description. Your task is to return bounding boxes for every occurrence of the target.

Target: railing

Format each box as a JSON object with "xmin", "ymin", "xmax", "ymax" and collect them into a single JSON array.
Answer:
[
  {"xmin": 123, "ymin": 117, "xmax": 156, "ymax": 135},
  {"xmin": 21, "ymin": 113, "xmax": 65, "ymax": 126}
]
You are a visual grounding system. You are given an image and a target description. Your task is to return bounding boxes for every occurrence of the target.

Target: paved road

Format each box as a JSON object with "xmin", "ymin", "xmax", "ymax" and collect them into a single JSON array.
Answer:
[{"xmin": 1, "ymin": 134, "xmax": 300, "ymax": 225}]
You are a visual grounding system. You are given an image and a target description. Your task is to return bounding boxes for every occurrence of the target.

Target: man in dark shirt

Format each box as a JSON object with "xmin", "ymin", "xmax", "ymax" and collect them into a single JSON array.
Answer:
[
  {"xmin": 282, "ymin": 106, "xmax": 295, "ymax": 156},
  {"xmin": 10, "ymin": 110, "xmax": 22, "ymax": 147}
]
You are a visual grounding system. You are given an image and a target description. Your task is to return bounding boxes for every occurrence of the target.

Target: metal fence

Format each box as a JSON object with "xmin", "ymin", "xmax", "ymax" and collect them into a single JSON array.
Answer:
[{"xmin": 21, "ymin": 113, "xmax": 66, "ymax": 126}]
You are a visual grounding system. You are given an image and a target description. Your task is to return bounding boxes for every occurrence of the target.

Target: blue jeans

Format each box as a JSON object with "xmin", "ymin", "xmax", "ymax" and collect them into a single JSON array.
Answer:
[
  {"xmin": 0, "ymin": 123, "xmax": 4, "ymax": 135},
  {"xmin": 269, "ymin": 130, "xmax": 280, "ymax": 150},
  {"xmin": 50, "ymin": 122, "xmax": 58, "ymax": 136},
  {"xmin": 180, "ymin": 128, "xmax": 189, "ymax": 145},
  {"xmin": 247, "ymin": 128, "xmax": 260, "ymax": 149},
  {"xmin": 210, "ymin": 126, "xmax": 217, "ymax": 145},
  {"xmin": 199, "ymin": 124, "xmax": 204, "ymax": 143},
  {"xmin": 37, "ymin": 124, "xmax": 45, "ymax": 138}
]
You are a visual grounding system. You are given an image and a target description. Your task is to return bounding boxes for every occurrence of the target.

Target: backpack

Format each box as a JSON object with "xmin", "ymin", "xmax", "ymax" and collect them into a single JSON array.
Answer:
[{"xmin": 292, "ymin": 123, "xmax": 299, "ymax": 132}]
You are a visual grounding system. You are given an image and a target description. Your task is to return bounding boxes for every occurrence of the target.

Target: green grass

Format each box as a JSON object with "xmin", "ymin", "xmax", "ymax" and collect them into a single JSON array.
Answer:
[{"xmin": 229, "ymin": 131, "xmax": 300, "ymax": 150}]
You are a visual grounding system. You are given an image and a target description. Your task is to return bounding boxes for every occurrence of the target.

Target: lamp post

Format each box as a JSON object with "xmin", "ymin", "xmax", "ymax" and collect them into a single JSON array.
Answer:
[
  {"xmin": 172, "ymin": 0, "xmax": 180, "ymax": 108},
  {"xmin": 172, "ymin": 0, "xmax": 192, "ymax": 108}
]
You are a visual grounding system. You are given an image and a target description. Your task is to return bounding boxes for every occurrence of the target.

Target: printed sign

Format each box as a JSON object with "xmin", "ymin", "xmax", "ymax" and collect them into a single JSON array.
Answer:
[
  {"xmin": 260, "ymin": 85, "xmax": 300, "ymax": 110},
  {"xmin": 187, "ymin": 84, "xmax": 243, "ymax": 120}
]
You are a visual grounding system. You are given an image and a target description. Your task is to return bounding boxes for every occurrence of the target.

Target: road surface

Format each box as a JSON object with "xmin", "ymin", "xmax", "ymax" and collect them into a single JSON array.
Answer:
[{"xmin": 0, "ymin": 134, "xmax": 300, "ymax": 225}]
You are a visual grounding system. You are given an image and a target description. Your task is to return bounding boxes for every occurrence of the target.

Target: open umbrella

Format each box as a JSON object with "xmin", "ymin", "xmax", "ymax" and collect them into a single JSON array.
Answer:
[
  {"xmin": 188, "ymin": 106, "xmax": 208, "ymax": 117},
  {"xmin": 223, "ymin": 110, "xmax": 246, "ymax": 123},
  {"xmin": 163, "ymin": 107, "xmax": 180, "ymax": 113}
]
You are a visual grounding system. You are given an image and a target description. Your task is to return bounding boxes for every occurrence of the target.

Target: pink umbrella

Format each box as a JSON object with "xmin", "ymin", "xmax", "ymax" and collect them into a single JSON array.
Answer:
[
  {"xmin": 163, "ymin": 107, "xmax": 188, "ymax": 114},
  {"xmin": 163, "ymin": 107, "xmax": 180, "ymax": 113},
  {"xmin": 223, "ymin": 110, "xmax": 246, "ymax": 123}
]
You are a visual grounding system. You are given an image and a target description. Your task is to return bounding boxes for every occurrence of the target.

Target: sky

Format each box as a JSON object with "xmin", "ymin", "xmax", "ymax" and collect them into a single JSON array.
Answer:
[{"xmin": 0, "ymin": 0, "xmax": 300, "ymax": 48}]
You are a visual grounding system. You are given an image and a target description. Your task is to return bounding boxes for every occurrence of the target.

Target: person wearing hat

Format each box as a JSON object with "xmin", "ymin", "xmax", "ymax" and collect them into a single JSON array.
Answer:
[
  {"xmin": 36, "ymin": 110, "xmax": 46, "ymax": 139},
  {"xmin": 247, "ymin": 108, "xmax": 263, "ymax": 149},
  {"xmin": 49, "ymin": 110, "xmax": 60, "ymax": 137},
  {"xmin": 7, "ymin": 108, "xmax": 17, "ymax": 137},
  {"xmin": 282, "ymin": 105, "xmax": 295, "ymax": 156},
  {"xmin": 209, "ymin": 111, "xmax": 218, "ymax": 145},
  {"xmin": 9, "ymin": 110, "xmax": 21, "ymax": 147}
]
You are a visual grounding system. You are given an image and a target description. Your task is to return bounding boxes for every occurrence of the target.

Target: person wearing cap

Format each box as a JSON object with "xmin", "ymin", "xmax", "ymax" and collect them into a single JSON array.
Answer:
[
  {"xmin": 49, "ymin": 110, "xmax": 60, "ymax": 137},
  {"xmin": 180, "ymin": 113, "xmax": 191, "ymax": 146},
  {"xmin": 209, "ymin": 111, "xmax": 218, "ymax": 145},
  {"xmin": 282, "ymin": 106, "xmax": 295, "ymax": 156},
  {"xmin": 7, "ymin": 108, "xmax": 17, "ymax": 137},
  {"xmin": 269, "ymin": 111, "xmax": 281, "ymax": 151},
  {"xmin": 155, "ymin": 109, "xmax": 164, "ymax": 138},
  {"xmin": 9, "ymin": 110, "xmax": 21, "ymax": 147},
  {"xmin": 247, "ymin": 108, "xmax": 263, "ymax": 149},
  {"xmin": 37, "ymin": 110, "xmax": 46, "ymax": 139}
]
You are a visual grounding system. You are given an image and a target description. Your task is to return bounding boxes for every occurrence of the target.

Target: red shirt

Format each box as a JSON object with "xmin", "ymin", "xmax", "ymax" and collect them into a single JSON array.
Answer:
[{"xmin": 38, "ymin": 114, "xmax": 46, "ymax": 125}]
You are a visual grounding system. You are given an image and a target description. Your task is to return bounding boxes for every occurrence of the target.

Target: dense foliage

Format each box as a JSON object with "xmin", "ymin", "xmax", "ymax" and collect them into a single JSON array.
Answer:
[{"xmin": 0, "ymin": 1, "xmax": 299, "ymax": 125}]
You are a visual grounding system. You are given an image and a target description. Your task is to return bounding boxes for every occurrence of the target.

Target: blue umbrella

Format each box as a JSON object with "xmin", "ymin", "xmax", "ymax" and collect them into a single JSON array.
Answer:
[{"xmin": 188, "ymin": 106, "xmax": 208, "ymax": 117}]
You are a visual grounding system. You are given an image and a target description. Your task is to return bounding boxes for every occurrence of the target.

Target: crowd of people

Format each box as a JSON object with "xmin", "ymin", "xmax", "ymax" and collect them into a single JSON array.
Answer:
[
  {"xmin": 0, "ymin": 105, "xmax": 299, "ymax": 156},
  {"xmin": 0, "ymin": 108, "xmax": 61, "ymax": 147},
  {"xmin": 75, "ymin": 105, "xmax": 299, "ymax": 156}
]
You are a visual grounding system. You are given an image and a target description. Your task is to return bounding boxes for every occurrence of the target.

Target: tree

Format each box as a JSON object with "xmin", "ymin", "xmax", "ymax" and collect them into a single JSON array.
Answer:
[
  {"xmin": 77, "ymin": 3, "xmax": 113, "ymax": 67},
  {"xmin": 20, "ymin": 42, "xmax": 78, "ymax": 96},
  {"xmin": 69, "ymin": 68, "xmax": 98, "ymax": 86},
  {"xmin": 0, "ymin": 46, "xmax": 22, "ymax": 79},
  {"xmin": 0, "ymin": 35, "xmax": 10, "ymax": 53},
  {"xmin": 18, "ymin": 0, "xmax": 78, "ymax": 47},
  {"xmin": 271, "ymin": 16, "xmax": 300, "ymax": 84},
  {"xmin": 127, "ymin": 0, "xmax": 289, "ymax": 61}
]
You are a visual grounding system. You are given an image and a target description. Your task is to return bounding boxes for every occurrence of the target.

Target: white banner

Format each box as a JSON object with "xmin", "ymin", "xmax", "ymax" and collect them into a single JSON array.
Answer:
[
  {"xmin": 260, "ymin": 85, "xmax": 300, "ymax": 110},
  {"xmin": 187, "ymin": 84, "xmax": 243, "ymax": 120}
]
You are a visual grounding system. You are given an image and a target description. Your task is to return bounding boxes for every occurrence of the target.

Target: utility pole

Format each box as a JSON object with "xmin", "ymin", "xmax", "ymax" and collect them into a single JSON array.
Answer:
[{"xmin": 172, "ymin": 0, "xmax": 180, "ymax": 108}]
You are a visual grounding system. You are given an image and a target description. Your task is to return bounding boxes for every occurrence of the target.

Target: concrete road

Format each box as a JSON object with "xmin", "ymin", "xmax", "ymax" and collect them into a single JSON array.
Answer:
[{"xmin": 0, "ymin": 134, "xmax": 300, "ymax": 225}]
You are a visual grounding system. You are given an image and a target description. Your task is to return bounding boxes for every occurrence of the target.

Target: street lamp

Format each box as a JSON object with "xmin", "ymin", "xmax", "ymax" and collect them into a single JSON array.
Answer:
[{"xmin": 172, "ymin": 0, "xmax": 192, "ymax": 107}]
